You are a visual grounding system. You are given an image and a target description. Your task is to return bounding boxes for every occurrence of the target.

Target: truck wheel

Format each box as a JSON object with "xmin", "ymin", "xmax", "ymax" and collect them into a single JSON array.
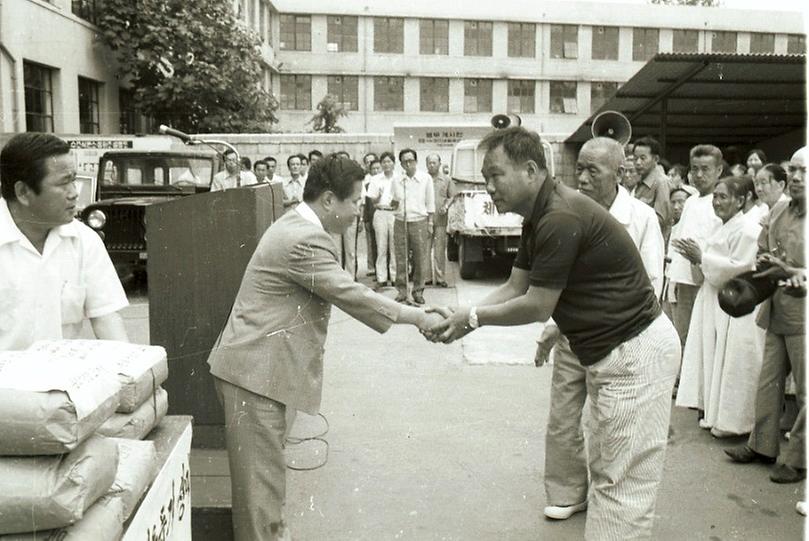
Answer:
[
  {"xmin": 458, "ymin": 238, "xmax": 478, "ymax": 280},
  {"xmin": 447, "ymin": 235, "xmax": 459, "ymax": 262}
]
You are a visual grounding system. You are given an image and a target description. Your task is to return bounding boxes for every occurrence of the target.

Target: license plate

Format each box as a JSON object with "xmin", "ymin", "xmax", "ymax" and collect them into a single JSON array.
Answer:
[{"xmin": 138, "ymin": 252, "xmax": 148, "ymax": 260}]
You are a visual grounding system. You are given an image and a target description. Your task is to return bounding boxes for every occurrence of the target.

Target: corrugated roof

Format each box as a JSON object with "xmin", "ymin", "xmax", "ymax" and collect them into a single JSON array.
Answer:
[{"xmin": 566, "ymin": 52, "xmax": 807, "ymax": 148}]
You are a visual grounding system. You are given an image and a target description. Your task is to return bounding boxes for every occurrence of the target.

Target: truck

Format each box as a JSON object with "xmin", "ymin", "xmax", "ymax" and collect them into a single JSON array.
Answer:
[{"xmin": 445, "ymin": 121, "xmax": 557, "ymax": 279}]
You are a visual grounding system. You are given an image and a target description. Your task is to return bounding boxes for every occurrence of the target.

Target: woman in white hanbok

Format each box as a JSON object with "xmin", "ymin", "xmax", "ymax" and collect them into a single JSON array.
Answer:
[{"xmin": 674, "ymin": 176, "xmax": 764, "ymax": 437}]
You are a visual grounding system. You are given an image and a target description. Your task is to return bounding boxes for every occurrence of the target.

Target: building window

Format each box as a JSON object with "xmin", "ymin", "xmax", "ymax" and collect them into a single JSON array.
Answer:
[
  {"xmin": 463, "ymin": 78, "xmax": 492, "ymax": 113},
  {"xmin": 633, "ymin": 28, "xmax": 659, "ymax": 61},
  {"xmin": 749, "ymin": 32, "xmax": 775, "ymax": 54},
  {"xmin": 591, "ymin": 81, "xmax": 618, "ymax": 113},
  {"xmin": 420, "ymin": 78, "xmax": 449, "ymax": 112},
  {"xmin": 279, "ymin": 74, "xmax": 311, "ymax": 110},
  {"xmin": 327, "ymin": 16, "xmax": 358, "ymax": 52},
  {"xmin": 258, "ymin": 1, "xmax": 267, "ymax": 41},
  {"xmin": 711, "ymin": 31, "xmax": 737, "ymax": 53},
  {"xmin": 592, "ymin": 26, "xmax": 619, "ymax": 60},
  {"xmin": 78, "ymin": 77, "xmax": 101, "ymax": 134},
  {"xmin": 374, "ymin": 76, "xmax": 404, "ymax": 111},
  {"xmin": 507, "ymin": 80, "xmax": 535, "ymax": 114},
  {"xmin": 551, "ymin": 25, "xmax": 578, "ymax": 59},
  {"xmin": 327, "ymin": 75, "xmax": 359, "ymax": 111},
  {"xmin": 23, "ymin": 62, "xmax": 54, "ymax": 133},
  {"xmin": 71, "ymin": 0, "xmax": 99, "ymax": 24},
  {"xmin": 672, "ymin": 29, "xmax": 698, "ymax": 53},
  {"xmin": 787, "ymin": 34, "xmax": 806, "ymax": 54},
  {"xmin": 419, "ymin": 19, "xmax": 449, "ymax": 55},
  {"xmin": 248, "ymin": 0, "xmax": 256, "ymax": 29},
  {"xmin": 550, "ymin": 81, "xmax": 577, "ymax": 114},
  {"xmin": 508, "ymin": 23, "xmax": 535, "ymax": 58},
  {"xmin": 374, "ymin": 17, "xmax": 404, "ymax": 54},
  {"xmin": 464, "ymin": 21, "xmax": 492, "ymax": 56},
  {"xmin": 279, "ymin": 14, "xmax": 311, "ymax": 51},
  {"xmin": 119, "ymin": 88, "xmax": 154, "ymax": 135},
  {"xmin": 267, "ymin": 9, "xmax": 273, "ymax": 43}
]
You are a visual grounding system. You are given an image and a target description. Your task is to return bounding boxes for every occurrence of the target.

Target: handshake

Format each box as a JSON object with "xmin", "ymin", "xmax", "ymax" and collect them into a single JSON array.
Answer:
[{"xmin": 416, "ymin": 306, "xmax": 472, "ymax": 344}]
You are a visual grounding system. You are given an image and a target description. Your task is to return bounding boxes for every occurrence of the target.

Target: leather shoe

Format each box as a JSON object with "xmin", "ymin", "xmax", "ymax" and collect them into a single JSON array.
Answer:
[
  {"xmin": 394, "ymin": 294, "xmax": 408, "ymax": 304},
  {"xmin": 544, "ymin": 501, "xmax": 587, "ymax": 520},
  {"xmin": 411, "ymin": 292, "xmax": 426, "ymax": 305},
  {"xmin": 770, "ymin": 464, "xmax": 806, "ymax": 484},
  {"xmin": 724, "ymin": 445, "xmax": 776, "ymax": 464},
  {"xmin": 436, "ymin": 281, "xmax": 449, "ymax": 288}
]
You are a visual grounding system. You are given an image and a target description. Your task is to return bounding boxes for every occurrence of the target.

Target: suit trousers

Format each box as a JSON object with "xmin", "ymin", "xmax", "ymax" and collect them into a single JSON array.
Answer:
[
  {"xmin": 748, "ymin": 332, "xmax": 806, "ymax": 468},
  {"xmin": 215, "ymin": 377, "xmax": 296, "ymax": 541},
  {"xmin": 394, "ymin": 218, "xmax": 429, "ymax": 296},
  {"xmin": 431, "ymin": 219, "xmax": 447, "ymax": 282},
  {"xmin": 672, "ymin": 283, "xmax": 699, "ymax": 349},
  {"xmin": 584, "ymin": 315, "xmax": 680, "ymax": 541},
  {"xmin": 544, "ymin": 336, "xmax": 589, "ymax": 507},
  {"xmin": 373, "ymin": 210, "xmax": 396, "ymax": 283}
]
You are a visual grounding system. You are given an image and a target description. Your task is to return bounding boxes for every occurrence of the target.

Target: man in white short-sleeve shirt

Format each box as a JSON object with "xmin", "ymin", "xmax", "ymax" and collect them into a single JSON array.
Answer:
[{"xmin": 0, "ymin": 132, "xmax": 129, "ymax": 351}]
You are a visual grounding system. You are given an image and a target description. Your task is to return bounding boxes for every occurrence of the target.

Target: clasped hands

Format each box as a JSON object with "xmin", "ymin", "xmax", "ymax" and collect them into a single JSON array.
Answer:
[{"xmin": 416, "ymin": 306, "xmax": 473, "ymax": 344}]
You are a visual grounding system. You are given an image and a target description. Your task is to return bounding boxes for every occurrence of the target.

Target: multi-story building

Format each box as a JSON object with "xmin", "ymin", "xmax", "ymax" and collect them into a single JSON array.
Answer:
[
  {"xmin": 0, "ymin": 0, "xmax": 278, "ymax": 134},
  {"xmin": 271, "ymin": 0, "xmax": 805, "ymax": 134}
]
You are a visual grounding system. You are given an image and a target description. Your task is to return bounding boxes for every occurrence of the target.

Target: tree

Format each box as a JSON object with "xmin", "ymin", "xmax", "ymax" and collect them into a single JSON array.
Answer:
[
  {"xmin": 650, "ymin": 0, "xmax": 722, "ymax": 5},
  {"xmin": 95, "ymin": 0, "xmax": 278, "ymax": 133},
  {"xmin": 308, "ymin": 95, "xmax": 348, "ymax": 133}
]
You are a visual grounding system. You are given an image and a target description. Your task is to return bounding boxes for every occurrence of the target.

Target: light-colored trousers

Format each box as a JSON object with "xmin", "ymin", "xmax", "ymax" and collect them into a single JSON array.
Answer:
[
  {"xmin": 748, "ymin": 332, "xmax": 806, "ymax": 468},
  {"xmin": 545, "ymin": 315, "xmax": 680, "ymax": 541},
  {"xmin": 215, "ymin": 377, "xmax": 296, "ymax": 541},
  {"xmin": 394, "ymin": 218, "xmax": 429, "ymax": 296},
  {"xmin": 373, "ymin": 210, "xmax": 396, "ymax": 283},
  {"xmin": 431, "ymin": 219, "xmax": 447, "ymax": 282}
]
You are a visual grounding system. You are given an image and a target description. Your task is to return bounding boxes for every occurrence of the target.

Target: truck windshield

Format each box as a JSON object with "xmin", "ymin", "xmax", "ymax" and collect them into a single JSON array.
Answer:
[{"xmin": 100, "ymin": 157, "xmax": 213, "ymax": 187}]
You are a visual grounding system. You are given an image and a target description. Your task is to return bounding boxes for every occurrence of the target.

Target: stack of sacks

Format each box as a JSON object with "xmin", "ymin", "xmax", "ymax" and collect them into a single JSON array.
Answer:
[
  {"xmin": 29, "ymin": 340, "xmax": 169, "ymax": 440},
  {"xmin": 0, "ymin": 439, "xmax": 158, "ymax": 541}
]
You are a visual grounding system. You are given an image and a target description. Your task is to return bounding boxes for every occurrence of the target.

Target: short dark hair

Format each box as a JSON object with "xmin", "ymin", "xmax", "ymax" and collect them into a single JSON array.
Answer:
[
  {"xmin": 287, "ymin": 154, "xmax": 301, "ymax": 167},
  {"xmin": 254, "ymin": 159, "xmax": 269, "ymax": 170},
  {"xmin": 478, "ymin": 127, "xmax": 547, "ymax": 171},
  {"xmin": 363, "ymin": 152, "xmax": 378, "ymax": 162},
  {"xmin": 379, "ymin": 151, "xmax": 395, "ymax": 163},
  {"xmin": 336, "ymin": 150, "xmax": 351, "ymax": 159},
  {"xmin": 633, "ymin": 136, "xmax": 661, "ymax": 157},
  {"xmin": 303, "ymin": 153, "xmax": 365, "ymax": 203},
  {"xmin": 746, "ymin": 148, "xmax": 768, "ymax": 163},
  {"xmin": 669, "ymin": 163, "xmax": 687, "ymax": 179},
  {"xmin": 297, "ymin": 153, "xmax": 308, "ymax": 165},
  {"xmin": 1, "ymin": 132, "xmax": 71, "ymax": 201},
  {"xmin": 670, "ymin": 187, "xmax": 691, "ymax": 199},
  {"xmin": 398, "ymin": 148, "xmax": 417, "ymax": 163},
  {"xmin": 223, "ymin": 148, "xmax": 238, "ymax": 159},
  {"xmin": 369, "ymin": 159, "xmax": 381, "ymax": 168},
  {"xmin": 240, "ymin": 156, "xmax": 252, "ymax": 170},
  {"xmin": 761, "ymin": 163, "xmax": 787, "ymax": 186},
  {"xmin": 264, "ymin": 156, "xmax": 277, "ymax": 165},
  {"xmin": 308, "ymin": 150, "xmax": 323, "ymax": 161},
  {"xmin": 718, "ymin": 174, "xmax": 755, "ymax": 201}
]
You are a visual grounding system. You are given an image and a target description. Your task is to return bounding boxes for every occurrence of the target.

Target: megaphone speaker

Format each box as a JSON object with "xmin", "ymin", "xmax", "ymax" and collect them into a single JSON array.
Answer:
[
  {"xmin": 491, "ymin": 114, "xmax": 522, "ymax": 130},
  {"xmin": 591, "ymin": 111, "xmax": 632, "ymax": 146}
]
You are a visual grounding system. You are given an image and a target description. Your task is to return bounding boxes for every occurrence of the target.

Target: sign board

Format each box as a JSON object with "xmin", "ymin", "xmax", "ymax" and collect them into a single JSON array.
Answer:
[
  {"xmin": 123, "ymin": 417, "xmax": 193, "ymax": 541},
  {"xmin": 64, "ymin": 135, "xmax": 175, "ymax": 179},
  {"xmin": 392, "ymin": 123, "xmax": 492, "ymax": 173}
]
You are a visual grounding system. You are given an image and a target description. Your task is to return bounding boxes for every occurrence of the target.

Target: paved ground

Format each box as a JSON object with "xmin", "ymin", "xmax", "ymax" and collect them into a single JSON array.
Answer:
[{"xmin": 117, "ymin": 249, "xmax": 805, "ymax": 540}]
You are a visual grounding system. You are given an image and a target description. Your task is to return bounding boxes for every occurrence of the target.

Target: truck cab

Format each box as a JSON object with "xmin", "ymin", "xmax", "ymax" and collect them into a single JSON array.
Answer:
[{"xmin": 80, "ymin": 150, "xmax": 218, "ymax": 278}]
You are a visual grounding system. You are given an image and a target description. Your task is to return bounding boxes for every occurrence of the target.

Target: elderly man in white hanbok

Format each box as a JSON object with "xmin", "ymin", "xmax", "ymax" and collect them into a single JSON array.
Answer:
[{"xmin": 674, "ymin": 176, "xmax": 764, "ymax": 437}]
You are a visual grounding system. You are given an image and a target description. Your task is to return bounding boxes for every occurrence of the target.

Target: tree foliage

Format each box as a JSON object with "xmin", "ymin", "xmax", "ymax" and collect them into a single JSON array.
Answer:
[
  {"xmin": 650, "ymin": 0, "xmax": 722, "ymax": 5},
  {"xmin": 308, "ymin": 94, "xmax": 348, "ymax": 133},
  {"xmin": 95, "ymin": 0, "xmax": 278, "ymax": 133}
]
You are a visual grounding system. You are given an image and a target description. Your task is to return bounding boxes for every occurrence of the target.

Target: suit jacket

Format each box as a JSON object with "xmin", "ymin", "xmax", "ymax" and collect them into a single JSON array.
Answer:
[{"xmin": 208, "ymin": 208, "xmax": 402, "ymax": 414}]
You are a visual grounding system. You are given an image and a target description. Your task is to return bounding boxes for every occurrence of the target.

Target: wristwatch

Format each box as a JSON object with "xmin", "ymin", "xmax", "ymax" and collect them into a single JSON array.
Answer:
[{"xmin": 468, "ymin": 306, "xmax": 480, "ymax": 329}]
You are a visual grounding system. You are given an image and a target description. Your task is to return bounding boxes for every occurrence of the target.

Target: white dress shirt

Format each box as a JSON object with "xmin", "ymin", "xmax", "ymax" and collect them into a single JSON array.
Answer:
[
  {"xmin": 210, "ymin": 170, "xmax": 258, "ymax": 192},
  {"xmin": 390, "ymin": 171, "xmax": 435, "ymax": 222},
  {"xmin": 610, "ymin": 186, "xmax": 665, "ymax": 297},
  {"xmin": 0, "ymin": 199, "xmax": 128, "ymax": 351},
  {"xmin": 666, "ymin": 193, "xmax": 722, "ymax": 285},
  {"xmin": 367, "ymin": 173, "xmax": 397, "ymax": 208}
]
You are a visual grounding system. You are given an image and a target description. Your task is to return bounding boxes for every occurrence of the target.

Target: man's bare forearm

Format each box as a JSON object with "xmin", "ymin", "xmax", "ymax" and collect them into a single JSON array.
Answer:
[{"xmin": 90, "ymin": 312, "xmax": 129, "ymax": 342}]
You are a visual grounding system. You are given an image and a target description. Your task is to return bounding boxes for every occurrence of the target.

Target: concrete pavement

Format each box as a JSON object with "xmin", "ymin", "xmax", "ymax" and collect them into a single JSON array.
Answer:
[{"xmin": 114, "ymin": 259, "xmax": 804, "ymax": 540}]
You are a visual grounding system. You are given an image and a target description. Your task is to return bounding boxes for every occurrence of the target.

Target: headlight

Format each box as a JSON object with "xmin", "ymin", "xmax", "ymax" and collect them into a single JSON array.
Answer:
[{"xmin": 87, "ymin": 209, "xmax": 106, "ymax": 230}]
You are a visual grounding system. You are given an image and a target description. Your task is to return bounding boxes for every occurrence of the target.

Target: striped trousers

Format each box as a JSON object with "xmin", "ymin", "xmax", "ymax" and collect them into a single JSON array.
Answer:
[{"xmin": 583, "ymin": 315, "xmax": 680, "ymax": 540}]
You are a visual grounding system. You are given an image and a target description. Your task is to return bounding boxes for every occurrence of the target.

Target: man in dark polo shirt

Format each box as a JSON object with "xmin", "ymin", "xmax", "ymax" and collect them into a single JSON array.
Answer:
[{"xmin": 428, "ymin": 127, "xmax": 681, "ymax": 540}]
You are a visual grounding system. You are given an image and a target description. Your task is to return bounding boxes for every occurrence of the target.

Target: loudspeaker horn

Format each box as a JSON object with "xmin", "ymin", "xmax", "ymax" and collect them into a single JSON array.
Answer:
[
  {"xmin": 491, "ymin": 113, "xmax": 522, "ymax": 130},
  {"xmin": 591, "ymin": 110, "xmax": 632, "ymax": 146}
]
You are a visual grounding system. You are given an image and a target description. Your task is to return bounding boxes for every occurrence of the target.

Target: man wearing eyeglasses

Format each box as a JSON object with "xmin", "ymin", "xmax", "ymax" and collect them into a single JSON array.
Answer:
[
  {"xmin": 390, "ymin": 148, "xmax": 435, "ymax": 305},
  {"xmin": 210, "ymin": 148, "xmax": 258, "ymax": 192}
]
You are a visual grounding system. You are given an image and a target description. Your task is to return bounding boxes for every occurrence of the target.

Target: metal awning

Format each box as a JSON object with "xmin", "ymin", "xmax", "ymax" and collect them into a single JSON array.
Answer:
[{"xmin": 566, "ymin": 53, "xmax": 807, "ymax": 149}]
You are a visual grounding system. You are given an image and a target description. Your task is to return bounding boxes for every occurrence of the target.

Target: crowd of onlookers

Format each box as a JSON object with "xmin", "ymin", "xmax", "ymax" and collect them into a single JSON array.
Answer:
[
  {"xmin": 213, "ymin": 136, "xmax": 806, "ymax": 491},
  {"xmin": 618, "ymin": 139, "xmax": 806, "ymax": 488}
]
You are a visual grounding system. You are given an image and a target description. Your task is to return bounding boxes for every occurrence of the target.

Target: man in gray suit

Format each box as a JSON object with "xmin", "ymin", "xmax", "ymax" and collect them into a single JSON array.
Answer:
[{"xmin": 208, "ymin": 154, "xmax": 443, "ymax": 541}]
